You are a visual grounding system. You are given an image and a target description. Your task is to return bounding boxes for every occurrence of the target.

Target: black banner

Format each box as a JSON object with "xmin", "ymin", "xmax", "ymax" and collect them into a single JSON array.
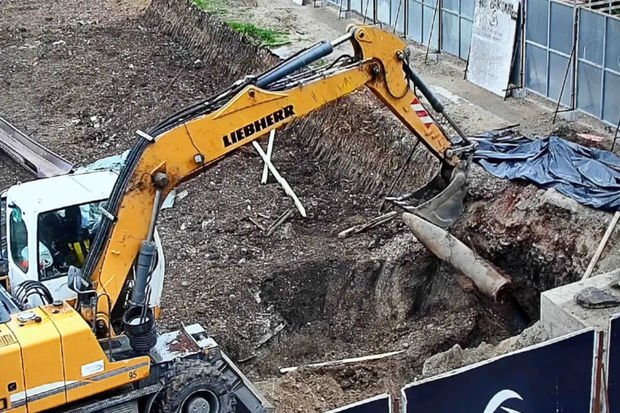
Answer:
[
  {"xmin": 402, "ymin": 329, "xmax": 596, "ymax": 413},
  {"xmin": 326, "ymin": 394, "xmax": 390, "ymax": 413},
  {"xmin": 608, "ymin": 314, "xmax": 620, "ymax": 412}
]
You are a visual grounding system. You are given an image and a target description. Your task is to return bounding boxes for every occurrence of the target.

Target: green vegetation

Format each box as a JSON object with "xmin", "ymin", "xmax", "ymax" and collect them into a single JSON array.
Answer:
[
  {"xmin": 191, "ymin": 0, "xmax": 290, "ymax": 47},
  {"xmin": 226, "ymin": 22, "xmax": 290, "ymax": 47},
  {"xmin": 191, "ymin": 0, "xmax": 227, "ymax": 15}
]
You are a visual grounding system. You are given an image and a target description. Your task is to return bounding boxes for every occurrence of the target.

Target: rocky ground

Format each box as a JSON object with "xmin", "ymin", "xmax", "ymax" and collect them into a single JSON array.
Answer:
[{"xmin": 1, "ymin": 0, "xmax": 619, "ymax": 411}]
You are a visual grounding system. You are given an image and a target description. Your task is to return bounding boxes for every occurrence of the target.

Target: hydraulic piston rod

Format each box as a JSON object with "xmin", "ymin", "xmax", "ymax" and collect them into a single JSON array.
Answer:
[{"xmin": 255, "ymin": 32, "xmax": 353, "ymax": 88}]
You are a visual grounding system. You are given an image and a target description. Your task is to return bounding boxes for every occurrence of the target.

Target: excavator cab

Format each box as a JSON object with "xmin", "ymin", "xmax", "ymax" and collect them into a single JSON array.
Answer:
[{"xmin": 0, "ymin": 171, "xmax": 166, "ymax": 310}]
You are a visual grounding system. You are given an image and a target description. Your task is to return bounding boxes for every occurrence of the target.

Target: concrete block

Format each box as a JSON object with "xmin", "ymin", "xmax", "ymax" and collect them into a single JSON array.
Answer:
[
  {"xmin": 558, "ymin": 110, "xmax": 578, "ymax": 122},
  {"xmin": 426, "ymin": 52, "xmax": 440, "ymax": 63},
  {"xmin": 271, "ymin": 45, "xmax": 296, "ymax": 59},
  {"xmin": 541, "ymin": 270, "xmax": 620, "ymax": 339}
]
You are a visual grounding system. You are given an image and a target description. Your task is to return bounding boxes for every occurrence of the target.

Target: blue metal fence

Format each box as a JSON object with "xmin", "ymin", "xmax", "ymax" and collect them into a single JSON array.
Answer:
[
  {"xmin": 524, "ymin": 0, "xmax": 575, "ymax": 106},
  {"xmin": 523, "ymin": 0, "xmax": 620, "ymax": 126},
  {"xmin": 330, "ymin": 0, "xmax": 468, "ymax": 55},
  {"xmin": 402, "ymin": 329, "xmax": 597, "ymax": 412},
  {"xmin": 441, "ymin": 0, "xmax": 473, "ymax": 59},
  {"xmin": 577, "ymin": 8, "xmax": 620, "ymax": 125},
  {"xmin": 324, "ymin": 0, "xmax": 619, "ymax": 126},
  {"xmin": 406, "ymin": 0, "xmax": 439, "ymax": 48}
]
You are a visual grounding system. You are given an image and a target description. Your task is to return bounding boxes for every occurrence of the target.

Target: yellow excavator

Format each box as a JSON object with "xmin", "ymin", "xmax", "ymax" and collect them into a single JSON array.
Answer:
[{"xmin": 0, "ymin": 25, "xmax": 475, "ymax": 413}]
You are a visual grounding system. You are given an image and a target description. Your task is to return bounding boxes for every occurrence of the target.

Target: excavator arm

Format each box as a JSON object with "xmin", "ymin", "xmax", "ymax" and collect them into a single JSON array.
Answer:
[{"xmin": 79, "ymin": 25, "xmax": 473, "ymax": 333}]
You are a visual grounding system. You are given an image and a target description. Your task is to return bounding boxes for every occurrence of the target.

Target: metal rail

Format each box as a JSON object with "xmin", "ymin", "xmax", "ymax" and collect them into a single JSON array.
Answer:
[{"xmin": 0, "ymin": 116, "xmax": 73, "ymax": 178}]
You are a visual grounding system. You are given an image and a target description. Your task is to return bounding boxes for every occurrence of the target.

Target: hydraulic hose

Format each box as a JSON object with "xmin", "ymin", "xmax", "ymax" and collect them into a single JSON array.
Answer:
[
  {"xmin": 402, "ymin": 63, "xmax": 469, "ymax": 142},
  {"xmin": 256, "ymin": 41, "xmax": 334, "ymax": 88}
]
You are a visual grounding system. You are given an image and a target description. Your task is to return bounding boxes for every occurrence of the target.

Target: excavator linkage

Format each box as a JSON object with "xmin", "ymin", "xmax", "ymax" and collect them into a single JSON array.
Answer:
[
  {"xmin": 384, "ymin": 60, "xmax": 475, "ymax": 228},
  {"xmin": 387, "ymin": 166, "xmax": 468, "ymax": 228}
]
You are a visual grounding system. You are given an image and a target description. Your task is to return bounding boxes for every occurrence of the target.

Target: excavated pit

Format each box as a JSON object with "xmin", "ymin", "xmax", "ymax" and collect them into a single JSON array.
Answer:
[
  {"xmin": 253, "ymin": 237, "xmax": 527, "ymax": 377},
  {"xmin": 0, "ymin": 0, "xmax": 616, "ymax": 410}
]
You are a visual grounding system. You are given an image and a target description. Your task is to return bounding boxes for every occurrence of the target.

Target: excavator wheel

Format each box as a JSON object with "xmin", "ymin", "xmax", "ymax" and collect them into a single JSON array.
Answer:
[{"xmin": 154, "ymin": 359, "xmax": 236, "ymax": 413}]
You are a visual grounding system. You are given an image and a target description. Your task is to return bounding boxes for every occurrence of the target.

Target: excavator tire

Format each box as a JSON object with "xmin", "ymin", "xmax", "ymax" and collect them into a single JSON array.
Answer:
[{"xmin": 154, "ymin": 359, "xmax": 236, "ymax": 413}]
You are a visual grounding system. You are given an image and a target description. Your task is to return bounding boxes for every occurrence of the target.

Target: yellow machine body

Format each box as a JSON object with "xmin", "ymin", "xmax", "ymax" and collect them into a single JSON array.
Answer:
[{"xmin": 0, "ymin": 303, "xmax": 149, "ymax": 413}]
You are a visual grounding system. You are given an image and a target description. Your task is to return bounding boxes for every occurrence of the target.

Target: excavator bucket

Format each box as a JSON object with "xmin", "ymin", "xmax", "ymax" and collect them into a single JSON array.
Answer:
[{"xmin": 386, "ymin": 165, "xmax": 468, "ymax": 228}]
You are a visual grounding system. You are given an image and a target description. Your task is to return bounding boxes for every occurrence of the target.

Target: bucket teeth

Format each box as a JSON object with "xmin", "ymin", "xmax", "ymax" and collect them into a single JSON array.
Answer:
[{"xmin": 386, "ymin": 169, "xmax": 467, "ymax": 228}]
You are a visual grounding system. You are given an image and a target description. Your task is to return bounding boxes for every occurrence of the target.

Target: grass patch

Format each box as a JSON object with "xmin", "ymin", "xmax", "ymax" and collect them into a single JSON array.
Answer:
[
  {"xmin": 192, "ymin": 0, "xmax": 228, "ymax": 15},
  {"xmin": 226, "ymin": 22, "xmax": 290, "ymax": 47},
  {"xmin": 191, "ymin": 0, "xmax": 290, "ymax": 47}
]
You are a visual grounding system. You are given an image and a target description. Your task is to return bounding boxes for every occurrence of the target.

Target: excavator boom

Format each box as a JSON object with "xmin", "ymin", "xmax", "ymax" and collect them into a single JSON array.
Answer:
[{"xmin": 79, "ymin": 25, "xmax": 472, "ymax": 332}]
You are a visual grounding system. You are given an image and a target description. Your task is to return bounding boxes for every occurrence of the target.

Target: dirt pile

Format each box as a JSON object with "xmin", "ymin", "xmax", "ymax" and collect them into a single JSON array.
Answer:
[
  {"xmin": 454, "ymin": 165, "xmax": 614, "ymax": 317},
  {"xmin": 144, "ymin": 0, "xmax": 277, "ymax": 76},
  {"xmin": 137, "ymin": 6, "xmax": 620, "ymax": 409},
  {"xmin": 146, "ymin": 0, "xmax": 440, "ymax": 195},
  {"xmin": 421, "ymin": 322, "xmax": 549, "ymax": 378}
]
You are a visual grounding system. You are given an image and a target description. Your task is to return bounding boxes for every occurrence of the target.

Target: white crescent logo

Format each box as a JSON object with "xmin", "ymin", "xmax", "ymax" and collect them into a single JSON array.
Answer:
[{"xmin": 483, "ymin": 389, "xmax": 524, "ymax": 413}]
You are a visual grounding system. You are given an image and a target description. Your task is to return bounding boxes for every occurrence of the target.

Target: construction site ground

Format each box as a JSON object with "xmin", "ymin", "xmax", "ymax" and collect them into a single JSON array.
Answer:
[{"xmin": 1, "ymin": 0, "xmax": 619, "ymax": 411}]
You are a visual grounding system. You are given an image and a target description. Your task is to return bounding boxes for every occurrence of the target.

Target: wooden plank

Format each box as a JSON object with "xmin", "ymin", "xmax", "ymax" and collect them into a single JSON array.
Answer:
[
  {"xmin": 261, "ymin": 129, "xmax": 276, "ymax": 184},
  {"xmin": 0, "ymin": 115, "xmax": 73, "ymax": 178},
  {"xmin": 338, "ymin": 211, "xmax": 398, "ymax": 238},
  {"xmin": 582, "ymin": 211, "xmax": 620, "ymax": 280},
  {"xmin": 253, "ymin": 141, "xmax": 306, "ymax": 217},
  {"xmin": 280, "ymin": 350, "xmax": 405, "ymax": 374}
]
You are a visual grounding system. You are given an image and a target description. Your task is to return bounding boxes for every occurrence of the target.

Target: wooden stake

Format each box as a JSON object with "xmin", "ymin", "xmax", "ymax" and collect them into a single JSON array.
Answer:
[
  {"xmin": 583, "ymin": 211, "xmax": 620, "ymax": 280},
  {"xmin": 279, "ymin": 350, "xmax": 405, "ymax": 374},
  {"xmin": 338, "ymin": 211, "xmax": 398, "ymax": 239},
  {"xmin": 379, "ymin": 140, "xmax": 419, "ymax": 212},
  {"xmin": 247, "ymin": 216, "xmax": 266, "ymax": 232},
  {"xmin": 161, "ymin": 67, "xmax": 184, "ymax": 97},
  {"xmin": 592, "ymin": 331, "xmax": 605, "ymax": 413},
  {"xmin": 253, "ymin": 141, "xmax": 306, "ymax": 217},
  {"xmin": 267, "ymin": 208, "xmax": 294, "ymax": 237},
  {"xmin": 261, "ymin": 130, "xmax": 276, "ymax": 184}
]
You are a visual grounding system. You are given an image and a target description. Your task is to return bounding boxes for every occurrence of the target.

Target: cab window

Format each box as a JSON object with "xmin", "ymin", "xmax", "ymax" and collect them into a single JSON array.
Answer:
[
  {"xmin": 8, "ymin": 205, "xmax": 28, "ymax": 273},
  {"xmin": 37, "ymin": 200, "xmax": 104, "ymax": 281}
]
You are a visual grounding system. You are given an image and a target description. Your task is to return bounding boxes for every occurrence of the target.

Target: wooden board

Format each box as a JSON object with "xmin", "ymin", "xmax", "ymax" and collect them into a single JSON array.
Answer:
[{"xmin": 466, "ymin": 0, "xmax": 520, "ymax": 97}]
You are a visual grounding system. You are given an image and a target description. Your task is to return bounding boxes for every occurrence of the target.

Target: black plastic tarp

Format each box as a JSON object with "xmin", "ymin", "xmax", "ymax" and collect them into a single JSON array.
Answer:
[{"xmin": 474, "ymin": 134, "xmax": 620, "ymax": 211}]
